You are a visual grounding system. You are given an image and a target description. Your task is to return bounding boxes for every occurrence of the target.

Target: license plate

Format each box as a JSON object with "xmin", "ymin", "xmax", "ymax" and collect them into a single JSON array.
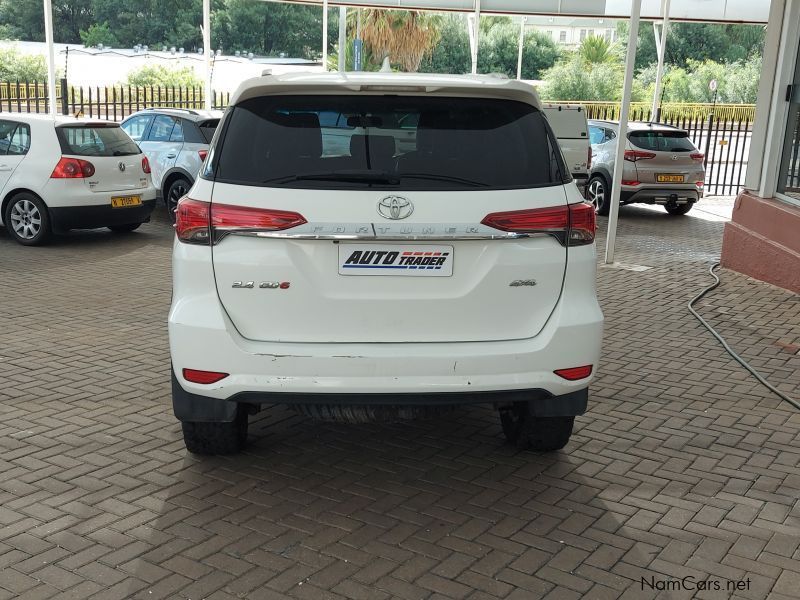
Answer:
[
  {"xmin": 656, "ymin": 174, "xmax": 685, "ymax": 183},
  {"xmin": 111, "ymin": 195, "xmax": 142, "ymax": 208},
  {"xmin": 338, "ymin": 244, "xmax": 453, "ymax": 276}
]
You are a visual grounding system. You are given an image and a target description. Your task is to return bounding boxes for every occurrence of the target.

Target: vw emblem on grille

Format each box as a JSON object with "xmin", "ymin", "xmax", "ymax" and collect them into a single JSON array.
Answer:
[
  {"xmin": 377, "ymin": 196, "xmax": 413, "ymax": 220},
  {"xmin": 118, "ymin": 162, "xmax": 126, "ymax": 171}
]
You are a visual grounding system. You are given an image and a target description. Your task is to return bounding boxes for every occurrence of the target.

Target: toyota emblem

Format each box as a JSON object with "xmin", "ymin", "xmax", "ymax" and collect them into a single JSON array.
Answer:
[{"xmin": 377, "ymin": 196, "xmax": 413, "ymax": 220}]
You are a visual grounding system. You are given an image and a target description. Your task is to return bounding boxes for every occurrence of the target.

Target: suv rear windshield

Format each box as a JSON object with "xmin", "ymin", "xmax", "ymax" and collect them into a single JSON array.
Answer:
[
  {"xmin": 208, "ymin": 95, "xmax": 568, "ymax": 190},
  {"xmin": 628, "ymin": 130, "xmax": 696, "ymax": 152},
  {"xmin": 56, "ymin": 124, "xmax": 140, "ymax": 157}
]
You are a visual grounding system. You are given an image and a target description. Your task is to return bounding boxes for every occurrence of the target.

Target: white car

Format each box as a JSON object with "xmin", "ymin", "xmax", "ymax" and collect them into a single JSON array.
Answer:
[
  {"xmin": 121, "ymin": 108, "xmax": 221, "ymax": 220},
  {"xmin": 0, "ymin": 114, "xmax": 156, "ymax": 245},
  {"xmin": 169, "ymin": 72, "xmax": 604, "ymax": 455},
  {"xmin": 542, "ymin": 104, "xmax": 591, "ymax": 187}
]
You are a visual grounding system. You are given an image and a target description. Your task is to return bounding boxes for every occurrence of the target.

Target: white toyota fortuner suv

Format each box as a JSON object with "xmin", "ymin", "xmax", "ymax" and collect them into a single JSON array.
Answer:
[{"xmin": 169, "ymin": 72, "xmax": 604, "ymax": 455}]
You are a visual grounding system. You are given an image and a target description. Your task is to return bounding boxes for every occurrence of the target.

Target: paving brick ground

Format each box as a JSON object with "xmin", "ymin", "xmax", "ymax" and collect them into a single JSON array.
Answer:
[{"xmin": 0, "ymin": 198, "xmax": 798, "ymax": 600}]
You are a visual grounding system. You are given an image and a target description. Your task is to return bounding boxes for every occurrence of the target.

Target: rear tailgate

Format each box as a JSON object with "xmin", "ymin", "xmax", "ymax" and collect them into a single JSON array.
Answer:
[{"xmin": 206, "ymin": 92, "xmax": 572, "ymax": 344}]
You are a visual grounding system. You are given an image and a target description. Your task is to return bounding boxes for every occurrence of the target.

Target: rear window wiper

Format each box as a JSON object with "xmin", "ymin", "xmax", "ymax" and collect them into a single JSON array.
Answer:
[
  {"xmin": 399, "ymin": 172, "xmax": 489, "ymax": 187},
  {"xmin": 263, "ymin": 170, "xmax": 400, "ymax": 185}
]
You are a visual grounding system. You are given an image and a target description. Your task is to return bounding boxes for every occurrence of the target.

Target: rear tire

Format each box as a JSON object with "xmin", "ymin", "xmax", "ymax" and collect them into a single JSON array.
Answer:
[
  {"xmin": 166, "ymin": 177, "xmax": 191, "ymax": 223},
  {"xmin": 587, "ymin": 176, "xmax": 610, "ymax": 216},
  {"xmin": 108, "ymin": 222, "xmax": 142, "ymax": 233},
  {"xmin": 665, "ymin": 203, "xmax": 693, "ymax": 215},
  {"xmin": 181, "ymin": 408, "xmax": 248, "ymax": 455},
  {"xmin": 499, "ymin": 403, "xmax": 574, "ymax": 451},
  {"xmin": 4, "ymin": 193, "xmax": 51, "ymax": 246}
]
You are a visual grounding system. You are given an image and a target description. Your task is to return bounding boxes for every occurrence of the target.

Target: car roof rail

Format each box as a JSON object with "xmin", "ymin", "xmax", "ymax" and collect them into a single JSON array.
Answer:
[{"xmin": 143, "ymin": 107, "xmax": 202, "ymax": 116}]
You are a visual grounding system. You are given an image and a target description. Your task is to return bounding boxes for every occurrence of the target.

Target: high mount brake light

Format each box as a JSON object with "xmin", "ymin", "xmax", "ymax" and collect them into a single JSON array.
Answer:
[
  {"xmin": 51, "ymin": 157, "xmax": 95, "ymax": 178},
  {"xmin": 481, "ymin": 202, "xmax": 596, "ymax": 247},
  {"xmin": 175, "ymin": 198, "xmax": 307, "ymax": 245},
  {"xmin": 624, "ymin": 150, "xmax": 656, "ymax": 162}
]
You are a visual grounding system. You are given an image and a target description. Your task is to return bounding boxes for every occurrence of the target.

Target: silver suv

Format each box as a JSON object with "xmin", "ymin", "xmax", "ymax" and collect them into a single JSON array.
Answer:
[
  {"xmin": 587, "ymin": 120, "xmax": 706, "ymax": 216},
  {"xmin": 121, "ymin": 108, "xmax": 221, "ymax": 220}
]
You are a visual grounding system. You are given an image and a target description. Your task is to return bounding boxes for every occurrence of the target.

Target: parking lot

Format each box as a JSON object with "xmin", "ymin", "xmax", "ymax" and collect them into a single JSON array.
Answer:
[{"xmin": 1, "ymin": 199, "xmax": 798, "ymax": 600}]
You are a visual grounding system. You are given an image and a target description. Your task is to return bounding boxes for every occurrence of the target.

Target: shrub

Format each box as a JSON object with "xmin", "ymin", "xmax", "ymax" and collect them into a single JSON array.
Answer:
[{"xmin": 125, "ymin": 64, "xmax": 202, "ymax": 88}]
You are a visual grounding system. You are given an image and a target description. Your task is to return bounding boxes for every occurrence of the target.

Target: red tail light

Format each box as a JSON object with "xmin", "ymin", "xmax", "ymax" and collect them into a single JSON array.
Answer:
[
  {"xmin": 198, "ymin": 150, "xmax": 208, "ymax": 162},
  {"xmin": 695, "ymin": 181, "xmax": 704, "ymax": 188},
  {"xmin": 690, "ymin": 153, "xmax": 704, "ymax": 162},
  {"xmin": 624, "ymin": 150, "xmax": 656, "ymax": 162},
  {"xmin": 621, "ymin": 180, "xmax": 640, "ymax": 186},
  {"xmin": 182, "ymin": 368, "xmax": 229, "ymax": 384},
  {"xmin": 51, "ymin": 157, "xmax": 95, "ymax": 178},
  {"xmin": 175, "ymin": 198, "xmax": 307, "ymax": 245},
  {"xmin": 554, "ymin": 365, "xmax": 593, "ymax": 380},
  {"xmin": 141, "ymin": 156, "xmax": 151, "ymax": 173},
  {"xmin": 481, "ymin": 202, "xmax": 595, "ymax": 247}
]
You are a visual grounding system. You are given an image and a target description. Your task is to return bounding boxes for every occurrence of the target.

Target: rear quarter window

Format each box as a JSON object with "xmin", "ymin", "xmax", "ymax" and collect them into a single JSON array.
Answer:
[
  {"xmin": 208, "ymin": 95, "xmax": 569, "ymax": 191},
  {"xmin": 56, "ymin": 125, "xmax": 140, "ymax": 156}
]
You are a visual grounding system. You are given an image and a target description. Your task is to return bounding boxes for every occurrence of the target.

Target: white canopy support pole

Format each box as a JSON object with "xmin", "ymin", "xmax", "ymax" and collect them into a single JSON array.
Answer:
[
  {"xmin": 338, "ymin": 6, "xmax": 347, "ymax": 72},
  {"xmin": 469, "ymin": 0, "xmax": 481, "ymax": 74},
  {"xmin": 651, "ymin": 0, "xmax": 671, "ymax": 120},
  {"xmin": 516, "ymin": 16, "xmax": 526, "ymax": 80},
  {"xmin": 42, "ymin": 0, "xmax": 57, "ymax": 116},
  {"xmin": 322, "ymin": 0, "xmax": 329, "ymax": 71},
  {"xmin": 203, "ymin": 0, "xmax": 211, "ymax": 110},
  {"xmin": 605, "ymin": 0, "xmax": 642, "ymax": 265}
]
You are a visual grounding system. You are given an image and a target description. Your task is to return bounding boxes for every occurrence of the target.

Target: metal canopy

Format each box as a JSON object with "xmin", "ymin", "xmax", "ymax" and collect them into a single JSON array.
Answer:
[{"xmin": 258, "ymin": 0, "xmax": 769, "ymax": 23}]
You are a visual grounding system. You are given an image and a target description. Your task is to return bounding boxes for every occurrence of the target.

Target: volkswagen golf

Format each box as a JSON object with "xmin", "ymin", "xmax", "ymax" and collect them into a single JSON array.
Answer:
[{"xmin": 168, "ymin": 72, "xmax": 604, "ymax": 455}]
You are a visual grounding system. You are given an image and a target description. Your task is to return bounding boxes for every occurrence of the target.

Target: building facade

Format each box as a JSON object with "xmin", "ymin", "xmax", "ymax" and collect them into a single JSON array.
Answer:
[
  {"xmin": 721, "ymin": 0, "xmax": 800, "ymax": 293},
  {"xmin": 525, "ymin": 17, "xmax": 619, "ymax": 48}
]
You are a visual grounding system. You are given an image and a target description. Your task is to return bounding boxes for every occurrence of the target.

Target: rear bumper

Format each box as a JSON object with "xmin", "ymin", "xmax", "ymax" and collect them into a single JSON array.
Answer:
[
  {"xmin": 621, "ymin": 187, "xmax": 701, "ymax": 205},
  {"xmin": 171, "ymin": 368, "xmax": 589, "ymax": 422},
  {"xmin": 168, "ymin": 240, "xmax": 604, "ymax": 409},
  {"xmin": 50, "ymin": 199, "xmax": 156, "ymax": 232}
]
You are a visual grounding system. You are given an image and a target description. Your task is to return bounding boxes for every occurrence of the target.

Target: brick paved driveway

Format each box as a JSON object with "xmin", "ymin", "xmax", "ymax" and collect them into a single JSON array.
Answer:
[{"xmin": 1, "ymin": 199, "xmax": 798, "ymax": 600}]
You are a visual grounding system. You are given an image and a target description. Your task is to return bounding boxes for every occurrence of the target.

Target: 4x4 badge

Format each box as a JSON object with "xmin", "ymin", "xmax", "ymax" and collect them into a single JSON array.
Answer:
[{"xmin": 377, "ymin": 196, "xmax": 413, "ymax": 220}]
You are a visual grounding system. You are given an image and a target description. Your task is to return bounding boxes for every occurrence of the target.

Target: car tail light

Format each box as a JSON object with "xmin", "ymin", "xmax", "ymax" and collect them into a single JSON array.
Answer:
[
  {"xmin": 51, "ymin": 157, "xmax": 95, "ymax": 178},
  {"xmin": 623, "ymin": 150, "xmax": 656, "ymax": 162},
  {"xmin": 554, "ymin": 365, "xmax": 593, "ymax": 380},
  {"xmin": 481, "ymin": 202, "xmax": 595, "ymax": 247},
  {"xmin": 175, "ymin": 198, "xmax": 307, "ymax": 245},
  {"xmin": 198, "ymin": 150, "xmax": 208, "ymax": 162},
  {"xmin": 182, "ymin": 368, "xmax": 228, "ymax": 384},
  {"xmin": 690, "ymin": 153, "xmax": 704, "ymax": 162},
  {"xmin": 141, "ymin": 156, "xmax": 151, "ymax": 173},
  {"xmin": 695, "ymin": 181, "xmax": 704, "ymax": 188},
  {"xmin": 621, "ymin": 180, "xmax": 640, "ymax": 186}
]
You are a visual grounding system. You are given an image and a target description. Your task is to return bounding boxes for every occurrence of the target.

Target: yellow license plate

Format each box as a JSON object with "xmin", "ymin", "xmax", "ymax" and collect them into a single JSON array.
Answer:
[
  {"xmin": 111, "ymin": 195, "xmax": 142, "ymax": 208},
  {"xmin": 656, "ymin": 174, "xmax": 685, "ymax": 183}
]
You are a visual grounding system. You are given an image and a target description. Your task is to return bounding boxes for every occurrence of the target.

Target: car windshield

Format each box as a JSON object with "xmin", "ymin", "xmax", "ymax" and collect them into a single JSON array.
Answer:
[
  {"xmin": 209, "ymin": 95, "xmax": 568, "ymax": 190},
  {"xmin": 56, "ymin": 124, "xmax": 141, "ymax": 156},
  {"xmin": 628, "ymin": 130, "xmax": 696, "ymax": 153}
]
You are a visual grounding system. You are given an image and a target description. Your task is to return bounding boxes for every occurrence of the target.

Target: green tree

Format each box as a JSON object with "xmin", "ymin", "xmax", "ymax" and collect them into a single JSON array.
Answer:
[
  {"xmin": 126, "ymin": 64, "xmax": 201, "ymax": 87},
  {"xmin": 578, "ymin": 35, "xmax": 618, "ymax": 65},
  {"xmin": 476, "ymin": 23, "xmax": 560, "ymax": 80},
  {"xmin": 357, "ymin": 9, "xmax": 441, "ymax": 72},
  {"xmin": 0, "ymin": 46, "xmax": 55, "ymax": 80},
  {"xmin": 419, "ymin": 15, "xmax": 470, "ymax": 74},
  {"xmin": 540, "ymin": 54, "xmax": 646, "ymax": 102},
  {"xmin": 80, "ymin": 22, "xmax": 119, "ymax": 48}
]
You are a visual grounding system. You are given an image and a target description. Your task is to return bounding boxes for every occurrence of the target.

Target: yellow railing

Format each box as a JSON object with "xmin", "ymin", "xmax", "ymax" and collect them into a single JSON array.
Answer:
[
  {"xmin": 557, "ymin": 101, "xmax": 756, "ymax": 122},
  {"xmin": 0, "ymin": 82, "xmax": 58, "ymax": 101}
]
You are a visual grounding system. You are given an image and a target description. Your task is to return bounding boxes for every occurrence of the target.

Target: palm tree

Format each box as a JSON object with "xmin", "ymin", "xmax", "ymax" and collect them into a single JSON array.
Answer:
[
  {"xmin": 579, "ymin": 35, "xmax": 619, "ymax": 65},
  {"xmin": 356, "ymin": 10, "xmax": 441, "ymax": 72}
]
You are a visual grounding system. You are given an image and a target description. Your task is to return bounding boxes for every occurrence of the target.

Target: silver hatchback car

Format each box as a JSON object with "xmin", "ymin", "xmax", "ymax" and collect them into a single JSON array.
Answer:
[{"xmin": 587, "ymin": 120, "xmax": 706, "ymax": 216}]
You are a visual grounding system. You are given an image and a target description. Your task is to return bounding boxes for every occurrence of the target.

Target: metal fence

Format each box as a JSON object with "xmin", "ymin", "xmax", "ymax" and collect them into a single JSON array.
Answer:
[
  {"xmin": 0, "ymin": 79, "xmax": 230, "ymax": 120},
  {"xmin": 562, "ymin": 102, "xmax": 756, "ymax": 196},
  {"xmin": 1, "ymin": 80, "xmax": 754, "ymax": 196}
]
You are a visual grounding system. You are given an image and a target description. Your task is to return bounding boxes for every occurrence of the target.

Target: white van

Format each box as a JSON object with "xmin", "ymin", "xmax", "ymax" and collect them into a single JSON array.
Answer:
[{"xmin": 542, "ymin": 104, "xmax": 591, "ymax": 189}]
